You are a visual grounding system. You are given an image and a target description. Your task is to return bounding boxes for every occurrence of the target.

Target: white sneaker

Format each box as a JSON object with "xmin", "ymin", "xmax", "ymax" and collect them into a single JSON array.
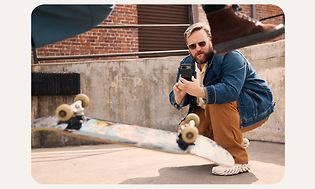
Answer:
[
  {"xmin": 212, "ymin": 163, "xmax": 250, "ymax": 176},
  {"xmin": 242, "ymin": 138, "xmax": 250, "ymax": 149}
]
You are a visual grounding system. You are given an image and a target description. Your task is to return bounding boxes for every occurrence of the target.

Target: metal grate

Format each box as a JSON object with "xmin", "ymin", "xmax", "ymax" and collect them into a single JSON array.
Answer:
[{"xmin": 32, "ymin": 72, "xmax": 80, "ymax": 96}]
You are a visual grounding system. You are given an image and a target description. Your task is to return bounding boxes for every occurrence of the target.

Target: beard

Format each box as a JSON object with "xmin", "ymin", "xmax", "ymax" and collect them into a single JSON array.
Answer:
[
  {"xmin": 192, "ymin": 50, "xmax": 213, "ymax": 64},
  {"xmin": 191, "ymin": 45, "xmax": 213, "ymax": 64}
]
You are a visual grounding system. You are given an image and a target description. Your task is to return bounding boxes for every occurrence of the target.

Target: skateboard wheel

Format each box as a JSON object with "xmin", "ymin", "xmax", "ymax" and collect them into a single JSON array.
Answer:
[
  {"xmin": 185, "ymin": 113, "xmax": 200, "ymax": 127},
  {"xmin": 182, "ymin": 126, "xmax": 198, "ymax": 144},
  {"xmin": 55, "ymin": 104, "xmax": 73, "ymax": 121},
  {"xmin": 74, "ymin": 94, "xmax": 90, "ymax": 108}
]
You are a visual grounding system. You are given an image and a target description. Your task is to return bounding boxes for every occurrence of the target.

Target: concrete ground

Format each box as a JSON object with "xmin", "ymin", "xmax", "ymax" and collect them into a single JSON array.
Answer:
[{"xmin": 31, "ymin": 141, "xmax": 284, "ymax": 184}]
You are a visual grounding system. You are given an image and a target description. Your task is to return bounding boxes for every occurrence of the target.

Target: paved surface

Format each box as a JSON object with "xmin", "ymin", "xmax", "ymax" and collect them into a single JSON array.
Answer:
[{"xmin": 32, "ymin": 141, "xmax": 284, "ymax": 184}]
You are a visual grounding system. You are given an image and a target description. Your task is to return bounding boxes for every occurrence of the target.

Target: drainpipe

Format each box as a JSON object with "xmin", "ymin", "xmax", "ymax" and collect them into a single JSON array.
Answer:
[
  {"xmin": 190, "ymin": 5, "xmax": 199, "ymax": 24},
  {"xmin": 251, "ymin": 5, "xmax": 256, "ymax": 19}
]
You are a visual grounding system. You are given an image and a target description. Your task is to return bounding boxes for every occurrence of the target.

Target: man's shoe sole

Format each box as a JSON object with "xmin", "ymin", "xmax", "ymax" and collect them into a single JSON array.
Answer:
[{"xmin": 214, "ymin": 24, "xmax": 285, "ymax": 53}]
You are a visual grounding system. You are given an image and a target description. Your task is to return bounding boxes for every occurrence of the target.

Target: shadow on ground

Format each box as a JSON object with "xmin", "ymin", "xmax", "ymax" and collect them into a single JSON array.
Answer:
[
  {"xmin": 246, "ymin": 141, "xmax": 285, "ymax": 166},
  {"xmin": 121, "ymin": 141, "xmax": 284, "ymax": 184},
  {"xmin": 121, "ymin": 164, "xmax": 259, "ymax": 184}
]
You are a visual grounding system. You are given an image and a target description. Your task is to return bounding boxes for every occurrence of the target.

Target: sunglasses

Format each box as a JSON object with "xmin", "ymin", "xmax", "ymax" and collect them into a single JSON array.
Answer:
[{"xmin": 187, "ymin": 40, "xmax": 207, "ymax": 50}]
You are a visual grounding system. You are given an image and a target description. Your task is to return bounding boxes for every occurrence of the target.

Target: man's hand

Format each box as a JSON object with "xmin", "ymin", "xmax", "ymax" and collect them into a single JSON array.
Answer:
[
  {"xmin": 173, "ymin": 81, "xmax": 187, "ymax": 105},
  {"xmin": 178, "ymin": 76, "xmax": 205, "ymax": 98}
]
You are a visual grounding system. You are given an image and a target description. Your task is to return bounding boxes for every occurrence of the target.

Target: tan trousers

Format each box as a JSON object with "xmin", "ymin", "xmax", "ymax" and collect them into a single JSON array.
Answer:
[{"xmin": 182, "ymin": 101, "xmax": 268, "ymax": 164}]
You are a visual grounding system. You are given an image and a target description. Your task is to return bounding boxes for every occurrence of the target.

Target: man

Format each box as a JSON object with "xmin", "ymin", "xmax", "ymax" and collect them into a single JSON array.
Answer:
[
  {"xmin": 169, "ymin": 23, "xmax": 274, "ymax": 176},
  {"xmin": 203, "ymin": 4, "xmax": 285, "ymax": 53}
]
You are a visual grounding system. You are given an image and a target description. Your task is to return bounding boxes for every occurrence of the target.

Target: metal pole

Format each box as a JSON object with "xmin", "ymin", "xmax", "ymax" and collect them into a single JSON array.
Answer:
[
  {"xmin": 251, "ymin": 5, "xmax": 256, "ymax": 19},
  {"xmin": 37, "ymin": 49, "xmax": 189, "ymax": 61},
  {"xmin": 95, "ymin": 24, "xmax": 190, "ymax": 28}
]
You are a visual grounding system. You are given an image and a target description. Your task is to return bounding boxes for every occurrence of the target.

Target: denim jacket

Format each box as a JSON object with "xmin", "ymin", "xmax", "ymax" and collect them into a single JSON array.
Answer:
[{"xmin": 169, "ymin": 50, "xmax": 275, "ymax": 128}]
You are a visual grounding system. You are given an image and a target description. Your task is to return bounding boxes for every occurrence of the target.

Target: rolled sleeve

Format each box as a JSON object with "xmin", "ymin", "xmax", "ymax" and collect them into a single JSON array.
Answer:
[{"xmin": 204, "ymin": 85, "xmax": 216, "ymax": 104}]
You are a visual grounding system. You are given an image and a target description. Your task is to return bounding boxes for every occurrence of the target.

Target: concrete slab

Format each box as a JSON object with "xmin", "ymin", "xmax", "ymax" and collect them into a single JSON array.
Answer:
[{"xmin": 31, "ymin": 141, "xmax": 284, "ymax": 184}]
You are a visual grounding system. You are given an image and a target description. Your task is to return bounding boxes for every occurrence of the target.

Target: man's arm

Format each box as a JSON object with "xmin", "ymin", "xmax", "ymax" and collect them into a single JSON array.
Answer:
[{"xmin": 204, "ymin": 51, "xmax": 247, "ymax": 104}]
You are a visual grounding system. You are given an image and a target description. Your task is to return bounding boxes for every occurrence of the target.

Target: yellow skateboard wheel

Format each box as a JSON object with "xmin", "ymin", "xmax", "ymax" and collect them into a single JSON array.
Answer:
[
  {"xmin": 185, "ymin": 113, "xmax": 200, "ymax": 127},
  {"xmin": 74, "ymin": 93, "xmax": 90, "ymax": 108},
  {"xmin": 182, "ymin": 126, "xmax": 199, "ymax": 144},
  {"xmin": 55, "ymin": 104, "xmax": 73, "ymax": 121}
]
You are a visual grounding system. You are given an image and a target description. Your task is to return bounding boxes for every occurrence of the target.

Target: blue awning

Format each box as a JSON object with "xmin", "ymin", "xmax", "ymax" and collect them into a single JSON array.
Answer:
[{"xmin": 31, "ymin": 4, "xmax": 113, "ymax": 48}]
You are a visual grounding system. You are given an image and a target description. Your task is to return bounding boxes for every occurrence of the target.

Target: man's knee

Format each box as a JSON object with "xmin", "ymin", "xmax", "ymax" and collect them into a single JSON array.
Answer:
[{"xmin": 241, "ymin": 117, "xmax": 269, "ymax": 133}]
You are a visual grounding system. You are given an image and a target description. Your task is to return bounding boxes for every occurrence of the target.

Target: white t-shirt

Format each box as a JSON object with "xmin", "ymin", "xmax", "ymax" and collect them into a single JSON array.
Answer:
[{"xmin": 195, "ymin": 62, "xmax": 207, "ymax": 109}]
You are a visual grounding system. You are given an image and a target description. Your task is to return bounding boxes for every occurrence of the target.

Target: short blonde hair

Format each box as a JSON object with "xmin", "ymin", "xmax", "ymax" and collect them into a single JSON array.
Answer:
[{"xmin": 184, "ymin": 22, "xmax": 212, "ymax": 43}]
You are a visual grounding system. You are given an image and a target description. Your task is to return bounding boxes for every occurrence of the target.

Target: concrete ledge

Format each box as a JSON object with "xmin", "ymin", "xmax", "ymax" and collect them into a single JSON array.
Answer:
[{"xmin": 32, "ymin": 40, "xmax": 285, "ymax": 143}]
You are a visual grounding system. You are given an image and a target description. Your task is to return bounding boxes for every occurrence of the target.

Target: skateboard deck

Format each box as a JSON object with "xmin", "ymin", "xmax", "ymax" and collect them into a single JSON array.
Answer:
[
  {"xmin": 32, "ymin": 94, "xmax": 234, "ymax": 167},
  {"xmin": 33, "ymin": 116, "xmax": 234, "ymax": 167}
]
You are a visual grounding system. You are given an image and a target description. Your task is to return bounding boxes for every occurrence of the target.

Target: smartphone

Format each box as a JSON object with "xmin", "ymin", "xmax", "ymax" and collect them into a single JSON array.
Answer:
[{"xmin": 179, "ymin": 64, "xmax": 192, "ymax": 81}]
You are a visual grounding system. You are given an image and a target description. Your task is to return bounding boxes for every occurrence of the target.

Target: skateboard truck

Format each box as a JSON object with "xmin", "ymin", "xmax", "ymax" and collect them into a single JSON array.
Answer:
[
  {"xmin": 176, "ymin": 113, "xmax": 200, "ymax": 151},
  {"xmin": 55, "ymin": 94, "xmax": 90, "ymax": 130}
]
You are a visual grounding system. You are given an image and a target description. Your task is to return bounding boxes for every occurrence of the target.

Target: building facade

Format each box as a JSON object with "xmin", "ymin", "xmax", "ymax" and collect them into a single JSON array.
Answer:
[{"xmin": 33, "ymin": 4, "xmax": 284, "ymax": 63}]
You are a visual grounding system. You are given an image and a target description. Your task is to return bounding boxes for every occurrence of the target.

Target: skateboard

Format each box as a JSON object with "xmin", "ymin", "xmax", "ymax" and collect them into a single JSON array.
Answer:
[{"xmin": 34, "ymin": 94, "xmax": 235, "ymax": 167}]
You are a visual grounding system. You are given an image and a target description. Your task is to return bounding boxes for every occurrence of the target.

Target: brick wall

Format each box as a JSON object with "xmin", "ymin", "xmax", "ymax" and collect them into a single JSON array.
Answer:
[
  {"xmin": 33, "ymin": 5, "xmax": 138, "ymax": 63},
  {"xmin": 100, "ymin": 5, "xmax": 138, "ymax": 55}
]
